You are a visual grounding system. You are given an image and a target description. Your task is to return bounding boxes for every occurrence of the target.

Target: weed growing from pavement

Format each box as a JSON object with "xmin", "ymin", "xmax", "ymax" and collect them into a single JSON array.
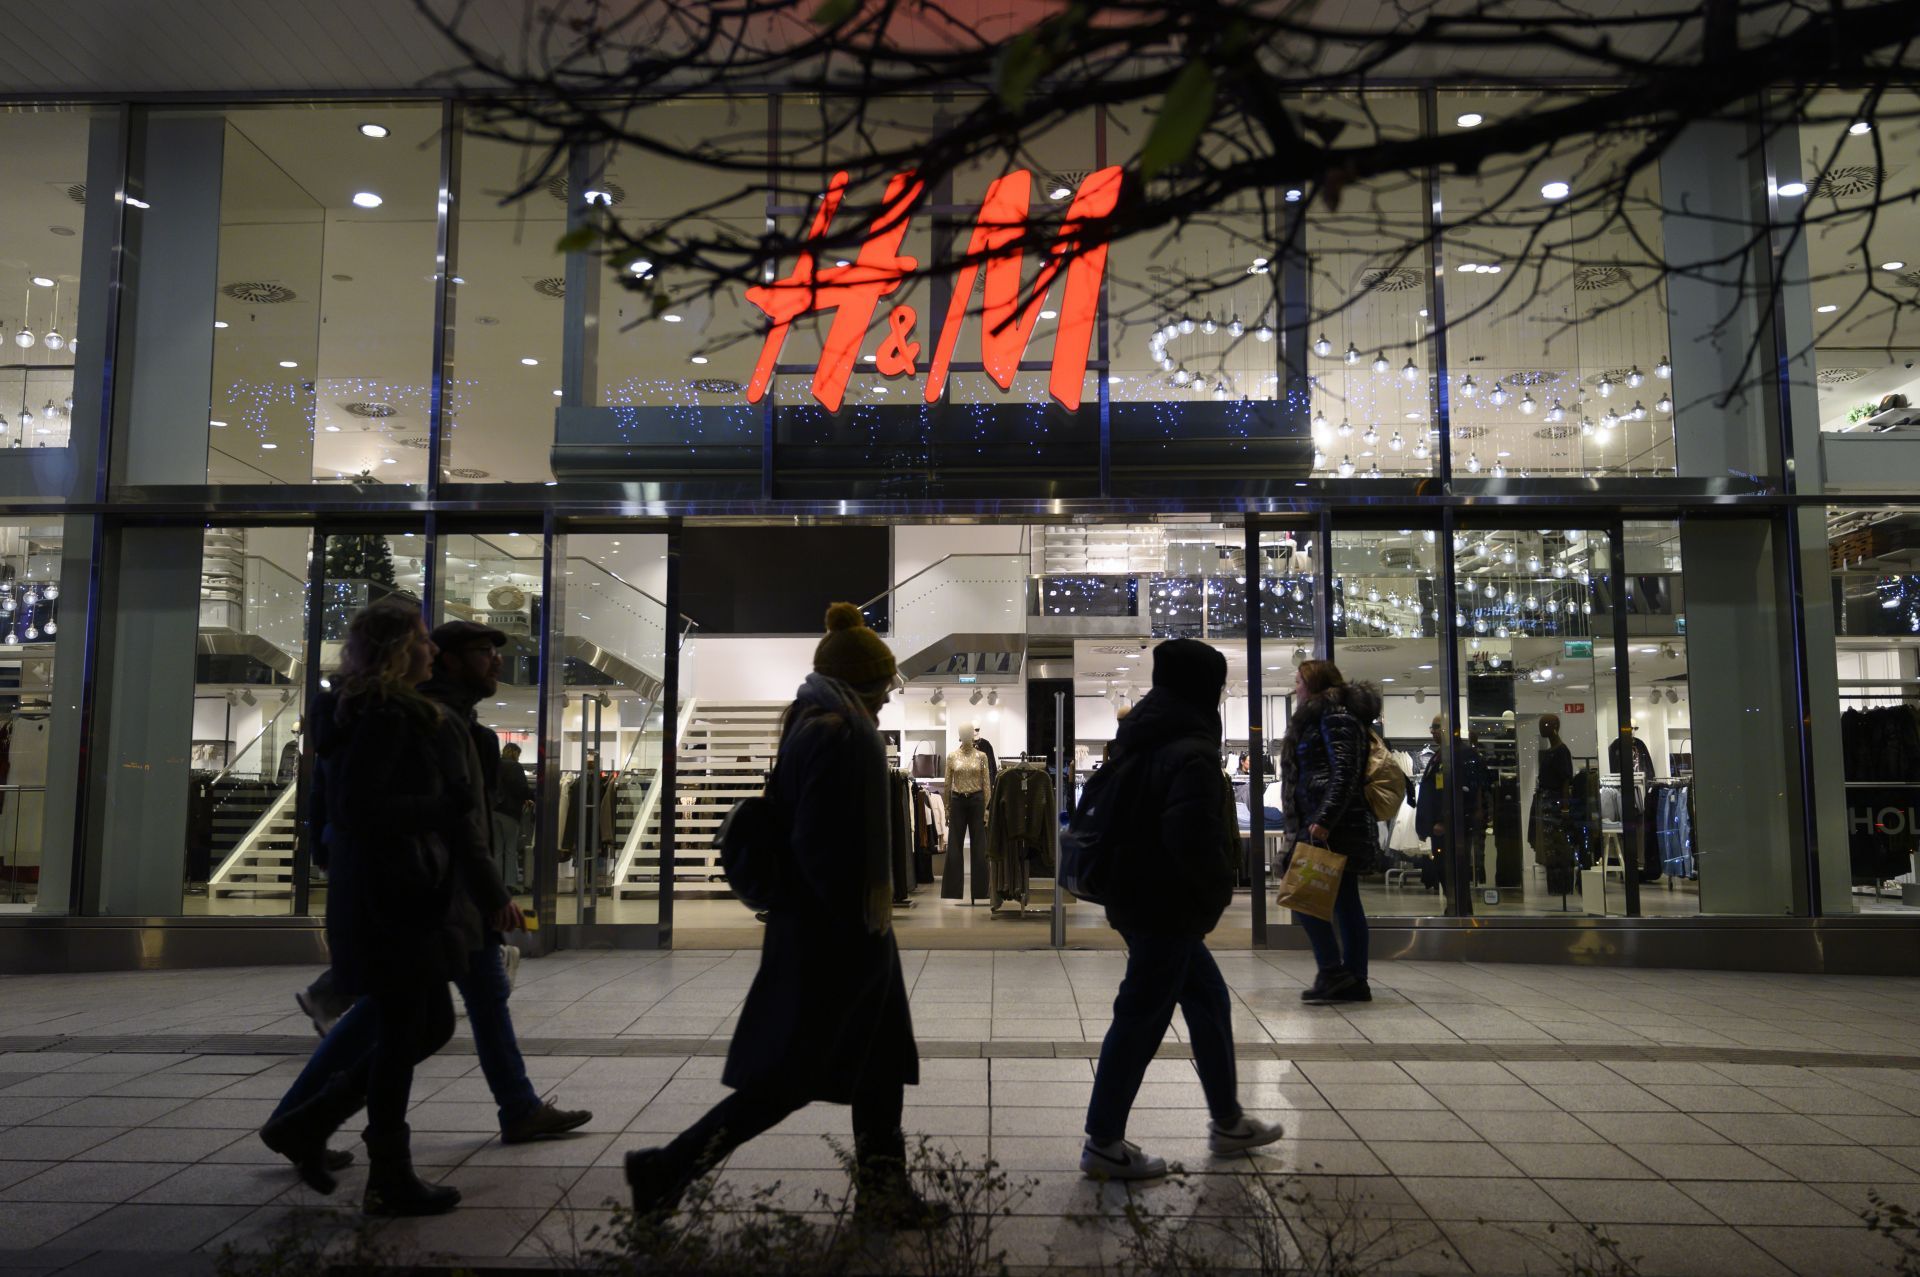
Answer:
[{"xmin": 1867, "ymin": 1191, "xmax": 1920, "ymax": 1276}]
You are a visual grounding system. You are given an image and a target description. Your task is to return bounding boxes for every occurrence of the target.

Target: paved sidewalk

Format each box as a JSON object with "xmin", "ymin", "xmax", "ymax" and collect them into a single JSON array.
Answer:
[{"xmin": 0, "ymin": 950, "xmax": 1917, "ymax": 1274}]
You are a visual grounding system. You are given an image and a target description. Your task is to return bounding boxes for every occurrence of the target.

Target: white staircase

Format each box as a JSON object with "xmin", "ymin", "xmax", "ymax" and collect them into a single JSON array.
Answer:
[
  {"xmin": 615, "ymin": 700, "xmax": 785, "ymax": 899},
  {"xmin": 208, "ymin": 784, "xmax": 298, "ymax": 900}
]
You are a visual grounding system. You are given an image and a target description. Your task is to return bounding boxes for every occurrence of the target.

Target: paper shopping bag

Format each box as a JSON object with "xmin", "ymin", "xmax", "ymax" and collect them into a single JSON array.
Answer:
[{"xmin": 1275, "ymin": 840, "xmax": 1347, "ymax": 922}]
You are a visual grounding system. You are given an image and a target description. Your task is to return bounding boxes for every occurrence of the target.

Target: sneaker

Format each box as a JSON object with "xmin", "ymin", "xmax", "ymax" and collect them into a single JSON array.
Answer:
[
  {"xmin": 500, "ymin": 1099, "xmax": 593, "ymax": 1145},
  {"xmin": 501, "ymin": 944, "xmax": 521, "ymax": 991},
  {"xmin": 1080, "ymin": 1137, "xmax": 1169, "ymax": 1181},
  {"xmin": 1304, "ymin": 971, "xmax": 1372, "ymax": 1005},
  {"xmin": 1208, "ymin": 1115, "xmax": 1285, "ymax": 1156}
]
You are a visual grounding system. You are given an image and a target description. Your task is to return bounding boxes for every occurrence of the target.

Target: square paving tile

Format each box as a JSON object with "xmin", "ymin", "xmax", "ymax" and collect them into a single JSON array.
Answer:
[
  {"xmin": 1541, "ymin": 1177, "xmax": 1719, "ymax": 1224},
  {"xmin": 0, "ymin": 1160, "xmax": 184, "ymax": 1203},
  {"xmin": 40, "ymin": 1202, "xmax": 253, "ymax": 1252},
  {"xmin": 1676, "ymin": 1180, "xmax": 1867, "ymax": 1227},
  {"xmin": 1399, "ymin": 1175, "xmax": 1571, "ymax": 1222}
]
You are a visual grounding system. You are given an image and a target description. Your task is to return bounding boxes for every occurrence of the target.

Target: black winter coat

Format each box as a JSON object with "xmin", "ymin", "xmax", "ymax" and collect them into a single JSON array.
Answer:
[
  {"xmin": 723, "ymin": 702, "xmax": 918, "ymax": 1105},
  {"xmin": 1281, "ymin": 685, "xmax": 1381, "ymax": 874},
  {"xmin": 310, "ymin": 691, "xmax": 483, "ymax": 995},
  {"xmin": 419, "ymin": 677, "xmax": 515, "ymax": 947},
  {"xmin": 1103, "ymin": 690, "xmax": 1240, "ymax": 938}
]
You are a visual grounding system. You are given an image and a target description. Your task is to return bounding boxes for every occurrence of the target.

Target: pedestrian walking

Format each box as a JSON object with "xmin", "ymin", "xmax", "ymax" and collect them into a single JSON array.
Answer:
[
  {"xmin": 257, "ymin": 600, "xmax": 480, "ymax": 1216},
  {"xmin": 496, "ymin": 741, "xmax": 534, "ymax": 891},
  {"xmin": 1080, "ymin": 638, "xmax": 1285, "ymax": 1181},
  {"xmin": 624, "ymin": 604, "xmax": 948, "ymax": 1229},
  {"xmin": 1282, "ymin": 660, "xmax": 1380, "ymax": 1006}
]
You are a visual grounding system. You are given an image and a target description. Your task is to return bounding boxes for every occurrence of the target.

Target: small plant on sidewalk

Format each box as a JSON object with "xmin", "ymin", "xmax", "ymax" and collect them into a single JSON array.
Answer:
[{"xmin": 1865, "ymin": 1191, "xmax": 1920, "ymax": 1276}]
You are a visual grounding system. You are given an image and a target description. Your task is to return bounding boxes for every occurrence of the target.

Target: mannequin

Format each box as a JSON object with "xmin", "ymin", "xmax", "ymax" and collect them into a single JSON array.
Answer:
[
  {"xmin": 1608, "ymin": 723, "xmax": 1659, "ymax": 881},
  {"xmin": 940, "ymin": 723, "xmax": 992, "ymax": 901},
  {"xmin": 1530, "ymin": 714, "xmax": 1576, "ymax": 898}
]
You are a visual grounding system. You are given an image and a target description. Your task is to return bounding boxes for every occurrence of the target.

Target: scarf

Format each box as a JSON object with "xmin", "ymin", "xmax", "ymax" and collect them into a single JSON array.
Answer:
[{"xmin": 795, "ymin": 672, "xmax": 893, "ymax": 935}]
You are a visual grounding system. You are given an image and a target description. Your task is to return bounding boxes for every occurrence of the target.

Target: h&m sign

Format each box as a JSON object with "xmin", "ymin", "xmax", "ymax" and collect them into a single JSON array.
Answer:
[{"xmin": 745, "ymin": 167, "xmax": 1124, "ymax": 413}]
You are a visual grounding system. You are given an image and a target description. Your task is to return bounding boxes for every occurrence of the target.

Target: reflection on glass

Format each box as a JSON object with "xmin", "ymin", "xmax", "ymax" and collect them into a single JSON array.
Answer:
[
  {"xmin": 0, "ymin": 111, "xmax": 92, "ymax": 453},
  {"xmin": 0, "ymin": 525, "xmax": 65, "ymax": 910}
]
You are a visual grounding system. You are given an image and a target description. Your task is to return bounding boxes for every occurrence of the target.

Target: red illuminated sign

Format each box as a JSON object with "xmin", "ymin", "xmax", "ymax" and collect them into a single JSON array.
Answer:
[
  {"xmin": 745, "ymin": 166, "xmax": 1124, "ymax": 413},
  {"xmin": 1563, "ymin": 703, "xmax": 1586, "ymax": 714}
]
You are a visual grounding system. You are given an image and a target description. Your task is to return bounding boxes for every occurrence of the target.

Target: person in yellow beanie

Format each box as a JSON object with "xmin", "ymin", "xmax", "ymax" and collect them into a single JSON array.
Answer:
[{"xmin": 627, "ymin": 603, "xmax": 944, "ymax": 1230}]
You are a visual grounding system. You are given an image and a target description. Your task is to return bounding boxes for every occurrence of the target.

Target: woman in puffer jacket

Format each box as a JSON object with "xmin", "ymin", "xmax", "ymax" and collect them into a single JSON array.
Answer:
[{"xmin": 1280, "ymin": 660, "xmax": 1381, "ymax": 1005}]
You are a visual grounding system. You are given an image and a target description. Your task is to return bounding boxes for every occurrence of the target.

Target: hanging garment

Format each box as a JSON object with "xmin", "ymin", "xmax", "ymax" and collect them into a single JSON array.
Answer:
[
  {"xmin": 1840, "ymin": 705, "xmax": 1920, "ymax": 882},
  {"xmin": 1493, "ymin": 775, "xmax": 1523, "ymax": 889},
  {"xmin": 888, "ymin": 770, "xmax": 913, "ymax": 903},
  {"xmin": 910, "ymin": 782, "xmax": 936, "ymax": 885},
  {"xmin": 986, "ymin": 764, "xmax": 1054, "ymax": 906}
]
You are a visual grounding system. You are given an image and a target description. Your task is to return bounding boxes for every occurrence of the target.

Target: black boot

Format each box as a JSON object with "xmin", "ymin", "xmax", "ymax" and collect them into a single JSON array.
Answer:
[
  {"xmin": 362, "ymin": 1124, "xmax": 460, "ymax": 1217},
  {"xmin": 1300, "ymin": 967, "xmax": 1345, "ymax": 1005},
  {"xmin": 625, "ymin": 1147, "xmax": 693, "ymax": 1218},
  {"xmin": 259, "ymin": 1071, "xmax": 367, "ymax": 1194},
  {"xmin": 852, "ymin": 1130, "xmax": 951, "ymax": 1232}
]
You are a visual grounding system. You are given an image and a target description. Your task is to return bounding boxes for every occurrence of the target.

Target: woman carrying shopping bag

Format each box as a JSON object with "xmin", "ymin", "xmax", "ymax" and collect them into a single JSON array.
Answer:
[{"xmin": 1279, "ymin": 660, "xmax": 1381, "ymax": 1005}]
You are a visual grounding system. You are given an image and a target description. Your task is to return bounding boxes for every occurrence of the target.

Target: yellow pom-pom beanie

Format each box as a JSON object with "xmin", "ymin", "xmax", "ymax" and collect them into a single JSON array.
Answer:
[{"xmin": 813, "ymin": 602, "xmax": 898, "ymax": 689}]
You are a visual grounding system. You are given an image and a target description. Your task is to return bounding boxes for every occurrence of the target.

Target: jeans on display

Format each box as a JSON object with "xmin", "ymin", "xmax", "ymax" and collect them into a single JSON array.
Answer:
[
  {"xmin": 272, "ymin": 946, "xmax": 541, "ymax": 1130},
  {"xmin": 1298, "ymin": 864, "xmax": 1369, "ymax": 982},
  {"xmin": 662, "ymin": 1075, "xmax": 906, "ymax": 1188},
  {"xmin": 939, "ymin": 788, "xmax": 989, "ymax": 901},
  {"xmin": 1084, "ymin": 932, "xmax": 1242, "ymax": 1143}
]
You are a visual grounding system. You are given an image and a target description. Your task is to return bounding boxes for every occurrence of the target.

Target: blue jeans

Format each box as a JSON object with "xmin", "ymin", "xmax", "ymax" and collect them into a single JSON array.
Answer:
[
  {"xmin": 1084, "ymin": 933, "xmax": 1242, "ymax": 1143},
  {"xmin": 272, "ymin": 946, "xmax": 541, "ymax": 1130},
  {"xmin": 1298, "ymin": 862, "xmax": 1369, "ymax": 982}
]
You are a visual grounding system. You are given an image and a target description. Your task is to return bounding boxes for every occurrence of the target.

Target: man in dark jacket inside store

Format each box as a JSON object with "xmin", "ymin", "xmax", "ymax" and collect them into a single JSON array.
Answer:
[
  {"xmin": 1415, "ymin": 714, "xmax": 1490, "ymax": 908},
  {"xmin": 1080, "ymin": 638, "xmax": 1285, "ymax": 1181},
  {"xmin": 419, "ymin": 620, "xmax": 591, "ymax": 1145}
]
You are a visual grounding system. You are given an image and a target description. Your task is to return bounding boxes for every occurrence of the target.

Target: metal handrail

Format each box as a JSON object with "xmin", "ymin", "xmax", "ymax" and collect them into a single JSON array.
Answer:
[
  {"xmin": 856, "ymin": 552, "xmax": 1031, "ymax": 614},
  {"xmin": 207, "ymin": 695, "xmax": 301, "ymax": 794}
]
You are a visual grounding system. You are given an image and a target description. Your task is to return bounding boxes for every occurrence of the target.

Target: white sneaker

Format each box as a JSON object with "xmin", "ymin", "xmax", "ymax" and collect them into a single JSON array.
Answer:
[
  {"xmin": 1080, "ymin": 1137, "xmax": 1169, "ymax": 1181},
  {"xmin": 501, "ymin": 944, "xmax": 522, "ymax": 991},
  {"xmin": 1208, "ymin": 1115, "xmax": 1285, "ymax": 1155}
]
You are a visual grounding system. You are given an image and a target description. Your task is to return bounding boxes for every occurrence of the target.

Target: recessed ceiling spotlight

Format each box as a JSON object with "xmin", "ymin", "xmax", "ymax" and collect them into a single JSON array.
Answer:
[
  {"xmin": 1775, "ymin": 181, "xmax": 1808, "ymax": 198},
  {"xmin": 213, "ymin": 320, "xmax": 228, "ymax": 329},
  {"xmin": 1850, "ymin": 121, "xmax": 1873, "ymax": 135},
  {"xmin": 1540, "ymin": 180, "xmax": 1571, "ymax": 201},
  {"xmin": 1049, "ymin": 185, "xmax": 1071, "ymax": 201},
  {"xmin": 1039, "ymin": 309, "xmax": 1058, "ymax": 320},
  {"xmin": 520, "ymin": 356, "xmax": 539, "ymax": 365},
  {"xmin": 1456, "ymin": 112, "xmax": 1484, "ymax": 127},
  {"xmin": 1881, "ymin": 260, "xmax": 1907, "ymax": 272},
  {"xmin": 690, "ymin": 354, "xmax": 709, "ymax": 365},
  {"xmin": 381, "ymin": 456, "xmax": 398, "ymax": 465},
  {"xmin": 552, "ymin": 388, "xmax": 563, "ymax": 397},
  {"xmin": 324, "ymin": 424, "xmax": 341, "ymax": 432},
  {"xmin": 260, "ymin": 442, "xmax": 277, "ymax": 450},
  {"xmin": 358, "ymin": 122, "xmax": 390, "ymax": 138},
  {"xmin": 209, "ymin": 419, "xmax": 228, "ymax": 428},
  {"xmin": 582, "ymin": 189, "xmax": 612, "ymax": 206},
  {"xmin": 630, "ymin": 259, "xmax": 653, "ymax": 275},
  {"xmin": 124, "ymin": 196, "xmax": 150, "ymax": 209},
  {"xmin": 662, "ymin": 314, "xmax": 682, "ymax": 323},
  {"xmin": 29, "ymin": 276, "xmax": 53, "ymax": 288},
  {"xmin": 351, "ymin": 191, "xmax": 383, "ymax": 209},
  {"xmin": 278, "ymin": 359, "xmax": 298, "ymax": 368},
  {"xmin": 1817, "ymin": 304, "xmax": 1838, "ymax": 313}
]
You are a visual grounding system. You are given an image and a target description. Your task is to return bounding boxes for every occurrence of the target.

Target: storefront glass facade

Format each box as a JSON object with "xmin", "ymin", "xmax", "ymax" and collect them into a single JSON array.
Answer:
[{"xmin": 1, "ymin": 84, "xmax": 1916, "ymax": 968}]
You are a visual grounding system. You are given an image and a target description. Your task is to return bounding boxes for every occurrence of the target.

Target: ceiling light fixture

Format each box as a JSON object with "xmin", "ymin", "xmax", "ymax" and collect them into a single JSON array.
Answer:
[
  {"xmin": 1817, "ymin": 303, "xmax": 1838, "ymax": 313},
  {"xmin": 520, "ymin": 356, "xmax": 539, "ymax": 365},
  {"xmin": 278, "ymin": 359, "xmax": 298, "ymax": 368},
  {"xmin": 1882, "ymin": 260, "xmax": 1907, "ymax": 272},
  {"xmin": 359, "ymin": 122, "xmax": 391, "ymax": 138},
  {"xmin": 1456, "ymin": 112, "xmax": 1484, "ymax": 127},
  {"xmin": 1776, "ymin": 181, "xmax": 1808, "ymax": 198},
  {"xmin": 1850, "ymin": 121, "xmax": 1873, "ymax": 135},
  {"xmin": 351, "ymin": 191, "xmax": 383, "ymax": 209},
  {"xmin": 29, "ymin": 276, "xmax": 53, "ymax": 288},
  {"xmin": 1540, "ymin": 180, "xmax": 1571, "ymax": 200}
]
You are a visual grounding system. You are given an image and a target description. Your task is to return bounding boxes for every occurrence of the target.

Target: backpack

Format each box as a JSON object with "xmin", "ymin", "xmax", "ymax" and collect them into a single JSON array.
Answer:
[
  {"xmin": 714, "ymin": 760, "xmax": 786, "ymax": 911},
  {"xmin": 1057, "ymin": 748, "xmax": 1154, "ymax": 905},
  {"xmin": 1364, "ymin": 732, "xmax": 1408, "ymax": 824}
]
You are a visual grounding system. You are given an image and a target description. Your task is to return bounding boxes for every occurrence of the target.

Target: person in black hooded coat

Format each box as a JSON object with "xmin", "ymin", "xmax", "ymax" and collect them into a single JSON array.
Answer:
[
  {"xmin": 1281, "ymin": 660, "xmax": 1380, "ymax": 1006},
  {"xmin": 1079, "ymin": 639, "xmax": 1286, "ymax": 1182}
]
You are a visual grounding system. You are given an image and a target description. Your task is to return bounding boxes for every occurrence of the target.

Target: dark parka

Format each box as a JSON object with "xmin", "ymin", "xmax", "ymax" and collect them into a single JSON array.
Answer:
[
  {"xmin": 419, "ymin": 674, "xmax": 515, "ymax": 946},
  {"xmin": 722, "ymin": 702, "xmax": 918, "ymax": 1104},
  {"xmin": 1281, "ymin": 684, "xmax": 1382, "ymax": 874},
  {"xmin": 1102, "ymin": 689, "xmax": 1240, "ymax": 938},
  {"xmin": 309, "ymin": 690, "xmax": 491, "ymax": 995}
]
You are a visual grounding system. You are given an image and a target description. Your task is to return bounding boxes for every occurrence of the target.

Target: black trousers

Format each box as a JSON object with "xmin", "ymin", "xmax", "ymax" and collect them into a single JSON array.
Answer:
[
  {"xmin": 939, "ymin": 789, "xmax": 988, "ymax": 901},
  {"xmin": 663, "ymin": 1075, "xmax": 906, "ymax": 1187},
  {"xmin": 365, "ymin": 979, "xmax": 455, "ymax": 1137}
]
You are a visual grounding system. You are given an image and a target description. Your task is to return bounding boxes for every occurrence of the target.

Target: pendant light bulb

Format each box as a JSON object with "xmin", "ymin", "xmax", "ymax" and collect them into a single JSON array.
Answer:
[
  {"xmin": 1598, "ymin": 375, "xmax": 1614, "ymax": 398},
  {"xmin": 1489, "ymin": 381, "xmax": 1509, "ymax": 407},
  {"xmin": 0, "ymin": 412, "xmax": 8, "ymax": 433},
  {"xmin": 1362, "ymin": 423, "xmax": 1379, "ymax": 445},
  {"xmin": 1579, "ymin": 417, "xmax": 1594, "ymax": 437},
  {"xmin": 1553, "ymin": 562, "xmax": 1569, "ymax": 579},
  {"xmin": 1337, "ymin": 455, "xmax": 1355, "ymax": 478},
  {"xmin": 1335, "ymin": 416, "xmax": 1352, "ymax": 439},
  {"xmin": 1254, "ymin": 323, "xmax": 1274, "ymax": 343},
  {"xmin": 1312, "ymin": 407, "xmax": 1328, "ymax": 432},
  {"xmin": 1388, "ymin": 430, "xmax": 1405, "ymax": 451},
  {"xmin": 1627, "ymin": 366, "xmax": 1644, "ymax": 389},
  {"xmin": 43, "ymin": 620, "xmax": 54, "ymax": 635},
  {"xmin": 1655, "ymin": 355, "xmax": 1672, "ymax": 380},
  {"xmin": 1367, "ymin": 462, "xmax": 1382, "ymax": 480},
  {"xmin": 1460, "ymin": 374, "xmax": 1478, "ymax": 398},
  {"xmin": 1312, "ymin": 333, "xmax": 1332, "ymax": 357},
  {"xmin": 1601, "ymin": 409, "xmax": 1619, "ymax": 431},
  {"xmin": 1371, "ymin": 351, "xmax": 1390, "ymax": 374},
  {"xmin": 1519, "ymin": 392, "xmax": 1537, "ymax": 414},
  {"xmin": 43, "ymin": 583, "xmax": 56, "ymax": 601},
  {"xmin": 1178, "ymin": 316, "xmax": 1195, "ymax": 334},
  {"xmin": 1211, "ymin": 380, "xmax": 1229, "ymax": 401},
  {"xmin": 1413, "ymin": 436, "xmax": 1430, "ymax": 460},
  {"xmin": 1229, "ymin": 316, "xmax": 1245, "ymax": 338},
  {"xmin": 1344, "ymin": 343, "xmax": 1361, "ymax": 365},
  {"xmin": 1500, "ymin": 546, "xmax": 1516, "ymax": 566},
  {"xmin": 1655, "ymin": 392, "xmax": 1673, "ymax": 414},
  {"xmin": 1546, "ymin": 399, "xmax": 1565, "ymax": 423},
  {"xmin": 1200, "ymin": 313, "xmax": 1217, "ymax": 335},
  {"xmin": 18, "ymin": 406, "xmax": 32, "ymax": 428},
  {"xmin": 1466, "ymin": 452, "xmax": 1482, "ymax": 474},
  {"xmin": 42, "ymin": 328, "xmax": 63, "ymax": 352},
  {"xmin": 1312, "ymin": 448, "xmax": 1327, "ymax": 470},
  {"xmin": 1401, "ymin": 357, "xmax": 1419, "ymax": 382},
  {"xmin": 1630, "ymin": 401, "xmax": 1648, "ymax": 421},
  {"xmin": 13, "ymin": 324, "xmax": 33, "ymax": 350},
  {"xmin": 1172, "ymin": 366, "xmax": 1191, "ymax": 386}
]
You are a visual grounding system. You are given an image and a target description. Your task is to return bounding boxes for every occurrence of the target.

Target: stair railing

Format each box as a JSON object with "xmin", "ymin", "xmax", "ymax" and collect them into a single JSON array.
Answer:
[
  {"xmin": 207, "ymin": 781, "xmax": 299, "ymax": 894},
  {"xmin": 609, "ymin": 695, "xmax": 697, "ymax": 894}
]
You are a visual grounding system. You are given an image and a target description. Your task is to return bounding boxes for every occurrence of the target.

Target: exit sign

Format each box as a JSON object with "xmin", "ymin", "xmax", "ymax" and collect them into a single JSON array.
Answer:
[
  {"xmin": 1563, "ymin": 639, "xmax": 1593, "ymax": 659},
  {"xmin": 1564, "ymin": 703, "xmax": 1587, "ymax": 714}
]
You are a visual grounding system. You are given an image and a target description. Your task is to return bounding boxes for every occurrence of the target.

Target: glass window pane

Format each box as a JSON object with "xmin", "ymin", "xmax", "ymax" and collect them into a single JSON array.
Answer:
[
  {"xmin": 0, "ymin": 523, "xmax": 70, "ymax": 912},
  {"xmin": 126, "ymin": 105, "xmax": 441, "ymax": 488},
  {"xmin": 0, "ymin": 110, "xmax": 96, "ymax": 458},
  {"xmin": 1437, "ymin": 92, "xmax": 1676, "ymax": 478}
]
